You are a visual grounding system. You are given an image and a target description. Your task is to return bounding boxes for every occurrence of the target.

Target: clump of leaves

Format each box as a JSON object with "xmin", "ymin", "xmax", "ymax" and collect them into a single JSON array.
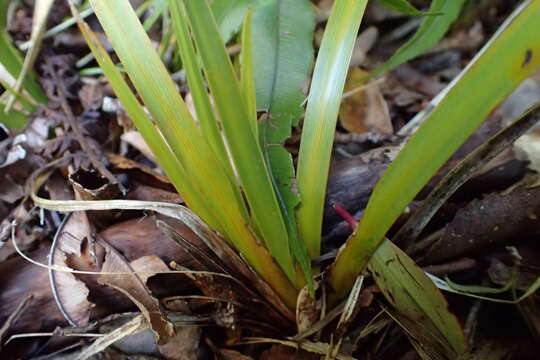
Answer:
[{"xmin": 34, "ymin": 0, "xmax": 540, "ymax": 358}]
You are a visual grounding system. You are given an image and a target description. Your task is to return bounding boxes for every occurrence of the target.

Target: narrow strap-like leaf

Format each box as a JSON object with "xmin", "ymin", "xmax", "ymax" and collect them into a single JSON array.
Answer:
[
  {"xmin": 329, "ymin": 0, "xmax": 540, "ymax": 298},
  {"xmin": 296, "ymin": 0, "xmax": 368, "ymax": 258}
]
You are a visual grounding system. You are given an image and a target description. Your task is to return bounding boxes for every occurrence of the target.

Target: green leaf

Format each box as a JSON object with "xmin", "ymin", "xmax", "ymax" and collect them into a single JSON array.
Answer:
[
  {"xmin": 181, "ymin": 0, "xmax": 299, "ymax": 285},
  {"xmin": 87, "ymin": 0, "xmax": 299, "ymax": 308},
  {"xmin": 0, "ymin": 0, "xmax": 46, "ymax": 105},
  {"xmin": 371, "ymin": 0, "xmax": 466, "ymax": 78},
  {"xmin": 296, "ymin": 0, "xmax": 368, "ymax": 258},
  {"xmin": 370, "ymin": 240, "xmax": 467, "ymax": 360},
  {"xmin": 210, "ymin": 0, "xmax": 260, "ymax": 43},
  {"xmin": 168, "ymin": 0, "xmax": 232, "ymax": 173},
  {"xmin": 73, "ymin": 5, "xmax": 219, "ymax": 232},
  {"xmin": 253, "ymin": 0, "xmax": 314, "ymax": 214},
  {"xmin": 329, "ymin": 0, "xmax": 540, "ymax": 298},
  {"xmin": 0, "ymin": 104, "xmax": 27, "ymax": 129},
  {"xmin": 240, "ymin": 9, "xmax": 257, "ymax": 136},
  {"xmin": 377, "ymin": 0, "xmax": 424, "ymax": 16},
  {"xmin": 251, "ymin": 0, "xmax": 315, "ymax": 285}
]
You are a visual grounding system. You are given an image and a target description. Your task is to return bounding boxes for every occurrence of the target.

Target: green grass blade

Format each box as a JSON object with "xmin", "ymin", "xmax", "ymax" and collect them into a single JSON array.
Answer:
[
  {"xmin": 250, "ymin": 0, "xmax": 315, "ymax": 287},
  {"xmin": 87, "ymin": 0, "xmax": 299, "ymax": 307},
  {"xmin": 168, "ymin": 0, "xmax": 232, "ymax": 172},
  {"xmin": 252, "ymin": 0, "xmax": 314, "ymax": 247},
  {"xmin": 370, "ymin": 0, "xmax": 466, "ymax": 78},
  {"xmin": 240, "ymin": 9, "xmax": 257, "ymax": 137},
  {"xmin": 370, "ymin": 240, "xmax": 467, "ymax": 359},
  {"xmin": 0, "ymin": 0, "xmax": 46, "ymax": 105},
  {"xmin": 329, "ymin": 0, "xmax": 540, "ymax": 298},
  {"xmin": 377, "ymin": 0, "xmax": 424, "ymax": 16},
  {"xmin": 72, "ymin": 7, "xmax": 219, "ymax": 232},
  {"xmin": 0, "ymin": 104, "xmax": 27, "ymax": 129},
  {"xmin": 143, "ymin": 0, "xmax": 167, "ymax": 31},
  {"xmin": 210, "ymin": 0, "xmax": 258, "ymax": 43},
  {"xmin": 296, "ymin": 0, "xmax": 368, "ymax": 258},
  {"xmin": 181, "ymin": 0, "xmax": 297, "ymax": 284}
]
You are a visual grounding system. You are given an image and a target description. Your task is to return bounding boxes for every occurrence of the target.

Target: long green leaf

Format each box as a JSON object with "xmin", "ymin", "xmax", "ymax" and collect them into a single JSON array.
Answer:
[
  {"xmin": 168, "ymin": 0, "xmax": 232, "ymax": 172},
  {"xmin": 0, "ymin": 0, "xmax": 46, "ymax": 106},
  {"xmin": 329, "ymin": 0, "xmax": 540, "ymax": 297},
  {"xmin": 296, "ymin": 0, "xmax": 368, "ymax": 258},
  {"xmin": 371, "ymin": 0, "xmax": 466, "ymax": 78},
  {"xmin": 377, "ymin": 0, "xmax": 424, "ymax": 16},
  {"xmin": 240, "ymin": 9, "xmax": 257, "ymax": 136},
  {"xmin": 210, "ymin": 0, "xmax": 259, "ymax": 43},
  {"xmin": 370, "ymin": 240, "xmax": 467, "ymax": 360},
  {"xmin": 251, "ymin": 0, "xmax": 315, "ymax": 288},
  {"xmin": 181, "ymin": 0, "xmax": 298, "ymax": 284},
  {"xmin": 72, "ymin": 7, "xmax": 219, "ymax": 232},
  {"xmin": 0, "ymin": 103, "xmax": 26, "ymax": 128},
  {"xmin": 88, "ymin": 0, "xmax": 299, "ymax": 308}
]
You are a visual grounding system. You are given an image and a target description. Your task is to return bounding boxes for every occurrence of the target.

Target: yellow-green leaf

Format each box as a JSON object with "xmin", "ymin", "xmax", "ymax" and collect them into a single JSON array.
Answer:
[{"xmin": 329, "ymin": 0, "xmax": 540, "ymax": 298}]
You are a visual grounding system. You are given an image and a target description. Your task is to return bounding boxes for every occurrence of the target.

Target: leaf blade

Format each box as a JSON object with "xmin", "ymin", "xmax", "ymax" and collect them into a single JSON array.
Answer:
[
  {"xmin": 296, "ymin": 0, "xmax": 368, "ymax": 258},
  {"xmin": 371, "ymin": 0, "xmax": 466, "ymax": 78},
  {"xmin": 329, "ymin": 0, "xmax": 540, "ymax": 297}
]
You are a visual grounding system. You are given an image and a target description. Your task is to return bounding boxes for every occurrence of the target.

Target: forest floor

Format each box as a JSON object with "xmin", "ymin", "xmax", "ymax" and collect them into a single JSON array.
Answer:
[{"xmin": 1, "ymin": 0, "xmax": 539, "ymax": 359}]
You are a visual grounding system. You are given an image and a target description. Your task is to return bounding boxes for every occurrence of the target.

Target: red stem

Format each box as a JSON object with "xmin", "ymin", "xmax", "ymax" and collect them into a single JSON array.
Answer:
[{"xmin": 333, "ymin": 204, "xmax": 358, "ymax": 231}]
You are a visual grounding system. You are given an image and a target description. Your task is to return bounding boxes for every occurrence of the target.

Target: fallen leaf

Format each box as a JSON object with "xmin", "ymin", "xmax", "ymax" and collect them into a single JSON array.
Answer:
[
  {"xmin": 121, "ymin": 130, "xmax": 156, "ymax": 163},
  {"xmin": 50, "ymin": 212, "xmax": 95, "ymax": 326},
  {"xmin": 339, "ymin": 68, "xmax": 392, "ymax": 135},
  {"xmin": 98, "ymin": 247, "xmax": 175, "ymax": 344}
]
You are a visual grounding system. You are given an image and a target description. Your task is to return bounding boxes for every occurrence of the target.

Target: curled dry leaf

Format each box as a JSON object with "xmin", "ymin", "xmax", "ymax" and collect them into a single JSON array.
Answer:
[
  {"xmin": 98, "ymin": 248, "xmax": 175, "ymax": 344},
  {"xmin": 106, "ymin": 153, "xmax": 176, "ymax": 192},
  {"xmin": 69, "ymin": 168, "xmax": 122, "ymax": 201},
  {"xmin": 50, "ymin": 212, "xmax": 94, "ymax": 326},
  {"xmin": 339, "ymin": 68, "xmax": 393, "ymax": 135}
]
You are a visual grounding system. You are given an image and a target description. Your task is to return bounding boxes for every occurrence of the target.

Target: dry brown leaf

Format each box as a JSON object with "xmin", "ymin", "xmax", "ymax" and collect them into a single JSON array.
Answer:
[
  {"xmin": 50, "ymin": 212, "xmax": 95, "ymax": 326},
  {"xmin": 106, "ymin": 152, "xmax": 175, "ymax": 191},
  {"xmin": 295, "ymin": 282, "xmax": 320, "ymax": 334},
  {"xmin": 121, "ymin": 130, "xmax": 156, "ymax": 162},
  {"xmin": 350, "ymin": 26, "xmax": 378, "ymax": 68},
  {"xmin": 98, "ymin": 247, "xmax": 174, "ymax": 344},
  {"xmin": 339, "ymin": 68, "xmax": 392, "ymax": 134}
]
